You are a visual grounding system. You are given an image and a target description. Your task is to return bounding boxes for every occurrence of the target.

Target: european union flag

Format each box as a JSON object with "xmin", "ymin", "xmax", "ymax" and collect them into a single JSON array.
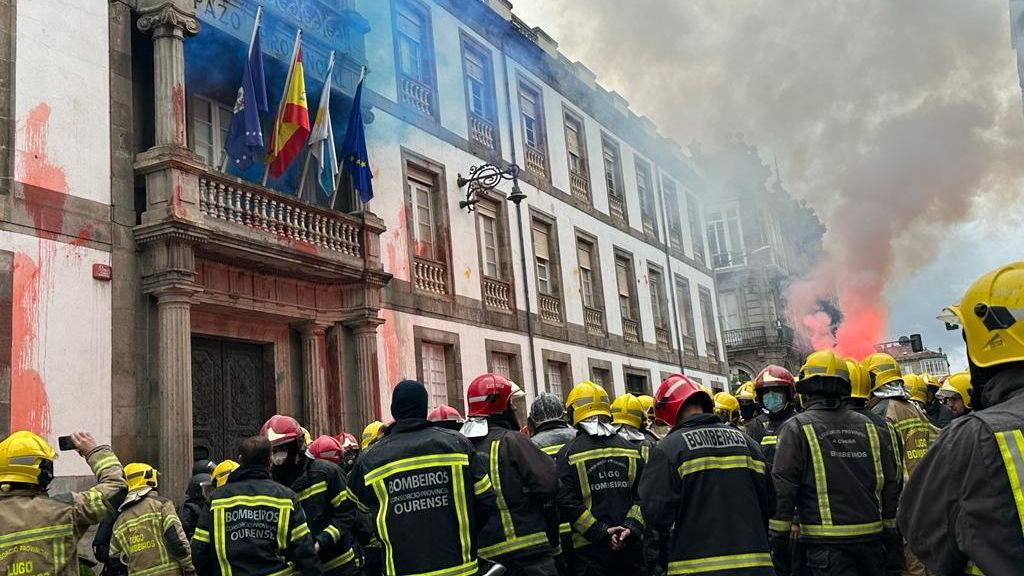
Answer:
[
  {"xmin": 340, "ymin": 72, "xmax": 373, "ymax": 203},
  {"xmin": 224, "ymin": 22, "xmax": 268, "ymax": 171}
]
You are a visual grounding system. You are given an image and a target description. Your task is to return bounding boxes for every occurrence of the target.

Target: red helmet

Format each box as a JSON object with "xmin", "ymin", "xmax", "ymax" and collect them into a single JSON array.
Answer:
[
  {"xmin": 754, "ymin": 365, "xmax": 796, "ymax": 393},
  {"xmin": 654, "ymin": 374, "xmax": 712, "ymax": 427},
  {"xmin": 467, "ymin": 373, "xmax": 518, "ymax": 417},
  {"xmin": 260, "ymin": 415, "xmax": 305, "ymax": 448},
  {"xmin": 336, "ymin": 433, "xmax": 359, "ymax": 454},
  {"xmin": 427, "ymin": 405, "xmax": 464, "ymax": 423},
  {"xmin": 308, "ymin": 435, "xmax": 343, "ymax": 465}
]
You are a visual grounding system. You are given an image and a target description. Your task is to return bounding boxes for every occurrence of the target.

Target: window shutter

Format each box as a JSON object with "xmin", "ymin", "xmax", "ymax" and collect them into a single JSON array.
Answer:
[
  {"xmin": 476, "ymin": 200, "xmax": 498, "ymax": 220},
  {"xmin": 532, "ymin": 223, "xmax": 550, "ymax": 260},
  {"xmin": 616, "ymin": 260, "xmax": 630, "ymax": 297},
  {"xmin": 577, "ymin": 242, "xmax": 592, "ymax": 270}
]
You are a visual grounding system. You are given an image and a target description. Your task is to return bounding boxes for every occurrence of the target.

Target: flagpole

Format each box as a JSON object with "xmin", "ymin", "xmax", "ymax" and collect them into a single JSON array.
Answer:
[
  {"xmin": 263, "ymin": 28, "xmax": 303, "ymax": 187},
  {"xmin": 332, "ymin": 65, "xmax": 367, "ymax": 212},
  {"xmin": 219, "ymin": 5, "xmax": 263, "ymax": 173},
  {"xmin": 297, "ymin": 50, "xmax": 336, "ymax": 202}
]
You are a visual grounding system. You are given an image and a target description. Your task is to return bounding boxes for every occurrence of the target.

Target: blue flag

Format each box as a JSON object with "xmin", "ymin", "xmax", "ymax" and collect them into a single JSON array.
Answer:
[
  {"xmin": 224, "ymin": 25, "xmax": 268, "ymax": 171},
  {"xmin": 340, "ymin": 73, "xmax": 373, "ymax": 203}
]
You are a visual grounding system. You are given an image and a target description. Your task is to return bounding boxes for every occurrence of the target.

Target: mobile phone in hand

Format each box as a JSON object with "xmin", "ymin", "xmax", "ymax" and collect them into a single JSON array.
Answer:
[{"xmin": 57, "ymin": 435, "xmax": 76, "ymax": 451}]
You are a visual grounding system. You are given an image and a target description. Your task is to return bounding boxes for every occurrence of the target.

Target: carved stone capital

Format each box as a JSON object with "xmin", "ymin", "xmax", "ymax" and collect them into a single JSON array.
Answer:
[
  {"xmin": 295, "ymin": 321, "xmax": 331, "ymax": 339},
  {"xmin": 344, "ymin": 314, "xmax": 384, "ymax": 334},
  {"xmin": 151, "ymin": 282, "xmax": 203, "ymax": 304},
  {"xmin": 137, "ymin": 2, "xmax": 200, "ymax": 37}
]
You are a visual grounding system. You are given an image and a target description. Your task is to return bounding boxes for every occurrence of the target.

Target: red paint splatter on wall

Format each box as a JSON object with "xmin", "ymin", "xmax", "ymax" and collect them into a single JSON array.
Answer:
[
  {"xmin": 378, "ymin": 309, "xmax": 401, "ymax": 390},
  {"xmin": 172, "ymin": 83, "xmax": 186, "ymax": 145},
  {"xmin": 18, "ymin": 103, "xmax": 69, "ymax": 240},
  {"xmin": 11, "ymin": 253, "xmax": 50, "ymax": 435}
]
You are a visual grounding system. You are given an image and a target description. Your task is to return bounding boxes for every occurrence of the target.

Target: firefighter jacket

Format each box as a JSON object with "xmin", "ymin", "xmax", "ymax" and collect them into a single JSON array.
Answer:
[
  {"xmin": 0, "ymin": 446, "xmax": 126, "ymax": 576},
  {"xmin": 744, "ymin": 405, "xmax": 798, "ymax": 463},
  {"xmin": 346, "ymin": 418, "xmax": 497, "ymax": 576},
  {"xmin": 640, "ymin": 413, "xmax": 773, "ymax": 575},
  {"xmin": 851, "ymin": 405, "xmax": 905, "ymax": 494},
  {"xmin": 531, "ymin": 421, "xmax": 576, "ymax": 457},
  {"xmin": 280, "ymin": 457, "xmax": 358, "ymax": 574},
  {"xmin": 191, "ymin": 465, "xmax": 320, "ymax": 576},
  {"xmin": 771, "ymin": 400, "xmax": 899, "ymax": 544},
  {"xmin": 555, "ymin": 430, "xmax": 645, "ymax": 552},
  {"xmin": 872, "ymin": 397, "xmax": 939, "ymax": 480},
  {"xmin": 109, "ymin": 491, "xmax": 194, "ymax": 575},
  {"xmin": 924, "ymin": 399, "xmax": 953, "ymax": 429},
  {"xmin": 469, "ymin": 422, "xmax": 559, "ymax": 562},
  {"xmin": 899, "ymin": 366, "xmax": 1024, "ymax": 575}
]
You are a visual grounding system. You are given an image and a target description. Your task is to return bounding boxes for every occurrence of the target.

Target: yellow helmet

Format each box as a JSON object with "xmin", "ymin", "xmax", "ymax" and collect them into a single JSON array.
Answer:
[
  {"xmin": 861, "ymin": 353, "xmax": 903, "ymax": 391},
  {"xmin": 0, "ymin": 431, "xmax": 57, "ymax": 486},
  {"xmin": 845, "ymin": 359, "xmax": 870, "ymax": 400},
  {"xmin": 636, "ymin": 395, "xmax": 655, "ymax": 424},
  {"xmin": 798, "ymin": 349, "xmax": 851, "ymax": 396},
  {"xmin": 361, "ymin": 421, "xmax": 385, "ymax": 450},
  {"xmin": 937, "ymin": 372, "xmax": 972, "ymax": 409},
  {"xmin": 566, "ymin": 381, "xmax": 612, "ymax": 425},
  {"xmin": 713, "ymin": 392, "xmax": 740, "ymax": 424},
  {"xmin": 211, "ymin": 459, "xmax": 239, "ymax": 488},
  {"xmin": 940, "ymin": 262, "xmax": 1024, "ymax": 368},
  {"xmin": 904, "ymin": 374, "xmax": 928, "ymax": 404},
  {"xmin": 610, "ymin": 394, "xmax": 646, "ymax": 429},
  {"xmin": 124, "ymin": 462, "xmax": 159, "ymax": 492},
  {"xmin": 735, "ymin": 381, "xmax": 756, "ymax": 402},
  {"xmin": 922, "ymin": 373, "xmax": 940, "ymax": 389}
]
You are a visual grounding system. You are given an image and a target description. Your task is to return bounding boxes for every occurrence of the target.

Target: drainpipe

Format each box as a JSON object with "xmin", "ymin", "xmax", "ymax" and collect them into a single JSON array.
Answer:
[{"xmin": 501, "ymin": 48, "xmax": 540, "ymax": 398}]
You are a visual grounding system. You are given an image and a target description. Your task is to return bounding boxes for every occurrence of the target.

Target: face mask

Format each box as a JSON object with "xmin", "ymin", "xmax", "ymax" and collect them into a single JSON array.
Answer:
[
  {"xmin": 270, "ymin": 450, "xmax": 288, "ymax": 466},
  {"xmin": 762, "ymin": 391, "xmax": 786, "ymax": 413}
]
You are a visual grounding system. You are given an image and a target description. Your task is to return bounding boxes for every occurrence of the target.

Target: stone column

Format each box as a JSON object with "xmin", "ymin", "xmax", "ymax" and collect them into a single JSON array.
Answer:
[
  {"xmin": 153, "ymin": 284, "xmax": 200, "ymax": 502},
  {"xmin": 136, "ymin": 1, "xmax": 199, "ymax": 147},
  {"xmin": 346, "ymin": 319, "xmax": 384, "ymax": 424},
  {"xmin": 299, "ymin": 323, "xmax": 331, "ymax": 435}
]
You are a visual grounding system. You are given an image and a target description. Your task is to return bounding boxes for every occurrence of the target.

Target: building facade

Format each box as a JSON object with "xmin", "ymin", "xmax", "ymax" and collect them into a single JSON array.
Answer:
[
  {"xmin": 875, "ymin": 340, "xmax": 952, "ymax": 377},
  {"xmin": 0, "ymin": 0, "xmax": 726, "ymax": 497},
  {"xmin": 694, "ymin": 139, "xmax": 823, "ymax": 383}
]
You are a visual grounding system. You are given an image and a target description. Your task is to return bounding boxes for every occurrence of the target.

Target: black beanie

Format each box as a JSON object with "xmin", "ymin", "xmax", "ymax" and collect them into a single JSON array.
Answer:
[{"xmin": 392, "ymin": 379, "xmax": 429, "ymax": 420}]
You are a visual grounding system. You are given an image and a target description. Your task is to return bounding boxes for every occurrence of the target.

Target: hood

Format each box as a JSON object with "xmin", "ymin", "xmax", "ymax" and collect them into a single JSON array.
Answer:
[
  {"xmin": 872, "ymin": 382, "xmax": 909, "ymax": 400},
  {"xmin": 617, "ymin": 425, "xmax": 646, "ymax": 443},
  {"xmin": 460, "ymin": 417, "xmax": 489, "ymax": 439},
  {"xmin": 534, "ymin": 419, "xmax": 572, "ymax": 434},
  {"xmin": 120, "ymin": 488, "xmax": 155, "ymax": 511},
  {"xmin": 577, "ymin": 415, "xmax": 619, "ymax": 437}
]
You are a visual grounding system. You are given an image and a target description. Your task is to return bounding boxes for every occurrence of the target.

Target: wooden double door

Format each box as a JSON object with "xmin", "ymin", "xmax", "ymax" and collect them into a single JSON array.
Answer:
[{"xmin": 191, "ymin": 336, "xmax": 276, "ymax": 463}]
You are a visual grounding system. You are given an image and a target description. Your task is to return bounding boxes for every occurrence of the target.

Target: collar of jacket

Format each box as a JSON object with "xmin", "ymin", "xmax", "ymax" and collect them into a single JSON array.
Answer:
[
  {"xmin": 768, "ymin": 404, "xmax": 797, "ymax": 422},
  {"xmin": 673, "ymin": 413, "xmax": 720, "ymax": 431},
  {"xmin": 980, "ymin": 363, "xmax": 1024, "ymax": 407},
  {"xmin": 388, "ymin": 418, "xmax": 433, "ymax": 435},
  {"xmin": 804, "ymin": 396, "xmax": 845, "ymax": 410},
  {"xmin": 231, "ymin": 465, "xmax": 272, "ymax": 482},
  {"xmin": 0, "ymin": 486, "xmax": 43, "ymax": 498},
  {"xmin": 534, "ymin": 419, "xmax": 571, "ymax": 434}
]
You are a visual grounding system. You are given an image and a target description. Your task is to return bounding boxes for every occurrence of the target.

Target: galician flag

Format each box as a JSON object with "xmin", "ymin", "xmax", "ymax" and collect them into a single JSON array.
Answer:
[
  {"xmin": 309, "ymin": 51, "xmax": 338, "ymax": 199},
  {"xmin": 267, "ymin": 31, "xmax": 310, "ymax": 179}
]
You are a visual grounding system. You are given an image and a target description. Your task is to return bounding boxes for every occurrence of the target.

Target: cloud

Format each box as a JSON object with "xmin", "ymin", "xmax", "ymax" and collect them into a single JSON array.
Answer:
[{"xmin": 512, "ymin": 0, "xmax": 1024, "ymax": 362}]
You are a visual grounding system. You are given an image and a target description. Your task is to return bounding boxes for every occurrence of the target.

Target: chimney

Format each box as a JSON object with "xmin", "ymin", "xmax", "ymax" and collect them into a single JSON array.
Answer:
[{"xmin": 533, "ymin": 26, "xmax": 559, "ymax": 58}]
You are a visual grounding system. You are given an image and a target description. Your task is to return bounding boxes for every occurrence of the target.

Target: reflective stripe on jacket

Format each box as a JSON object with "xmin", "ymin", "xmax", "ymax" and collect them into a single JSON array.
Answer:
[
  {"xmin": 872, "ymin": 397, "xmax": 939, "ymax": 479},
  {"xmin": 0, "ymin": 446, "xmax": 126, "ymax": 576},
  {"xmin": 110, "ymin": 493, "xmax": 194, "ymax": 575},
  {"xmin": 285, "ymin": 458, "xmax": 358, "ymax": 574}
]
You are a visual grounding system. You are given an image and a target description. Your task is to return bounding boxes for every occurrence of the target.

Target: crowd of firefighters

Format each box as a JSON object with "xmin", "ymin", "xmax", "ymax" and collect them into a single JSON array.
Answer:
[{"xmin": 1, "ymin": 264, "xmax": 1023, "ymax": 576}]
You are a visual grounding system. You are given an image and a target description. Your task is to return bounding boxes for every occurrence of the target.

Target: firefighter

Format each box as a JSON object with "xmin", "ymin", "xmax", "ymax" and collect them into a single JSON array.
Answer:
[
  {"xmin": 460, "ymin": 373, "xmax": 559, "ymax": 575},
  {"xmin": 713, "ymin": 391, "xmax": 741, "ymax": 427},
  {"xmin": 845, "ymin": 359, "xmax": 905, "ymax": 576},
  {"xmin": 178, "ymin": 471, "xmax": 211, "ymax": 541},
  {"xmin": 335, "ymin": 433, "xmax": 361, "ymax": 474},
  {"xmin": 192, "ymin": 436, "xmax": 320, "ymax": 576},
  {"xmin": 743, "ymin": 365, "xmax": 799, "ymax": 463},
  {"xmin": 900, "ymin": 261, "xmax": 1024, "ymax": 575},
  {"xmin": 735, "ymin": 381, "xmax": 758, "ymax": 424},
  {"xmin": 640, "ymin": 373, "xmax": 773, "ymax": 575},
  {"xmin": 347, "ymin": 379, "xmax": 497, "ymax": 576},
  {"xmin": 261, "ymin": 415, "xmax": 360, "ymax": 576},
  {"xmin": 863, "ymin": 352, "xmax": 939, "ymax": 479},
  {"xmin": 361, "ymin": 421, "xmax": 385, "ymax": 450},
  {"xmin": 109, "ymin": 463, "xmax": 194, "ymax": 575},
  {"xmin": 428, "ymin": 404, "xmax": 466, "ymax": 431},
  {"xmin": 635, "ymin": 395, "xmax": 663, "ymax": 442},
  {"xmin": 935, "ymin": 371, "xmax": 972, "ymax": 419},
  {"xmin": 772, "ymin": 350, "xmax": 899, "ymax": 576},
  {"xmin": 904, "ymin": 374, "xmax": 928, "ymax": 409},
  {"xmin": 612, "ymin": 393, "xmax": 657, "ymax": 460},
  {"xmin": 0, "ymin": 431, "xmax": 126, "ymax": 576},
  {"xmin": 309, "ymin": 434, "xmax": 345, "ymax": 466},
  {"xmin": 920, "ymin": 374, "xmax": 952, "ymax": 428},
  {"xmin": 208, "ymin": 459, "xmax": 238, "ymax": 490},
  {"xmin": 556, "ymin": 381, "xmax": 645, "ymax": 576},
  {"xmin": 529, "ymin": 392, "xmax": 576, "ymax": 456}
]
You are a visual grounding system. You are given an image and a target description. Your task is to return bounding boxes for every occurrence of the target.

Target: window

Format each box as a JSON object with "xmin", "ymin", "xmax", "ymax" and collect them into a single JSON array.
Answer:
[
  {"xmin": 636, "ymin": 158, "xmax": 657, "ymax": 237},
  {"xmin": 625, "ymin": 371, "xmax": 648, "ymax": 395},
  {"xmin": 663, "ymin": 178, "xmax": 684, "ymax": 250},
  {"xmin": 492, "ymin": 352, "xmax": 513, "ymax": 379},
  {"xmin": 699, "ymin": 288, "xmax": 719, "ymax": 358},
  {"xmin": 477, "ymin": 200, "xmax": 501, "ymax": 278},
  {"xmin": 409, "ymin": 168, "xmax": 438, "ymax": 260},
  {"xmin": 191, "ymin": 96, "xmax": 232, "ymax": 167},
  {"xmin": 421, "ymin": 342, "xmax": 448, "ymax": 408},
  {"xmin": 462, "ymin": 38, "xmax": 498, "ymax": 151},
  {"xmin": 616, "ymin": 256, "xmax": 636, "ymax": 320},
  {"xmin": 675, "ymin": 275, "xmax": 696, "ymax": 341},
  {"xmin": 532, "ymin": 220, "xmax": 554, "ymax": 296},
  {"xmin": 591, "ymin": 367, "xmax": 612, "ymax": 389},
  {"xmin": 720, "ymin": 291, "xmax": 741, "ymax": 331},
  {"xmin": 687, "ymin": 193, "xmax": 706, "ymax": 263},
  {"xmin": 602, "ymin": 136, "xmax": 626, "ymax": 223},
  {"xmin": 648, "ymin": 267, "xmax": 668, "ymax": 328},
  {"xmin": 564, "ymin": 113, "xmax": 586, "ymax": 176},
  {"xmin": 707, "ymin": 206, "xmax": 745, "ymax": 268},
  {"xmin": 546, "ymin": 361, "xmax": 567, "ymax": 398},
  {"xmin": 520, "ymin": 86, "xmax": 543, "ymax": 149},
  {"xmin": 395, "ymin": 2, "xmax": 430, "ymax": 83},
  {"xmin": 577, "ymin": 239, "xmax": 596, "ymax": 308}
]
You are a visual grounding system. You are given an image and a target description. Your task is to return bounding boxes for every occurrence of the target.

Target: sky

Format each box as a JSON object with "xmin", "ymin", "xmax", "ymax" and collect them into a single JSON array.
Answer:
[{"xmin": 512, "ymin": 0, "xmax": 1024, "ymax": 371}]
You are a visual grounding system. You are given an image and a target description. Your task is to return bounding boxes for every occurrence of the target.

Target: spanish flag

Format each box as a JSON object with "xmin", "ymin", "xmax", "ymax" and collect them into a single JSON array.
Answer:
[{"xmin": 267, "ymin": 34, "xmax": 310, "ymax": 179}]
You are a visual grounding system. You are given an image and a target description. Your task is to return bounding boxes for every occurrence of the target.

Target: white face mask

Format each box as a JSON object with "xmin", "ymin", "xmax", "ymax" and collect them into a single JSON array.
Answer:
[{"xmin": 270, "ymin": 451, "xmax": 288, "ymax": 466}]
